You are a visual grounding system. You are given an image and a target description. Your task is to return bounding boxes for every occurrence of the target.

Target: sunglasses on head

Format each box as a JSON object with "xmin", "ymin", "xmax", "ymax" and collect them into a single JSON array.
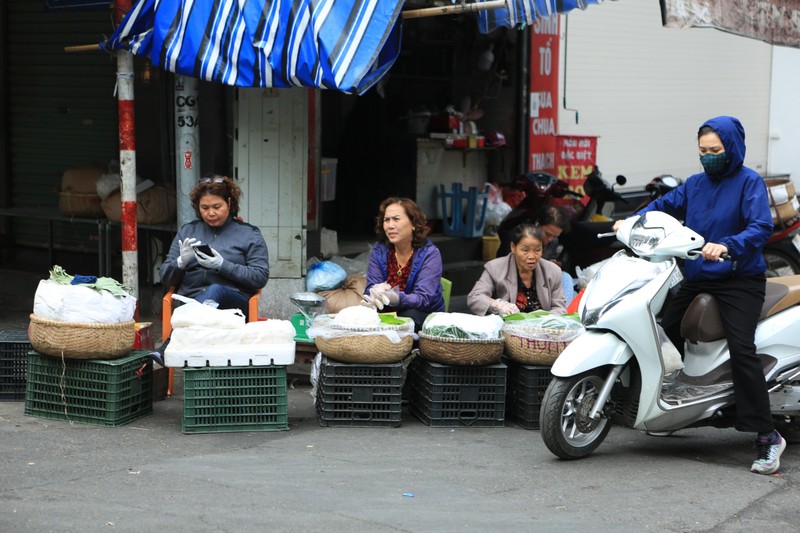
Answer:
[{"xmin": 199, "ymin": 177, "xmax": 225, "ymax": 184}]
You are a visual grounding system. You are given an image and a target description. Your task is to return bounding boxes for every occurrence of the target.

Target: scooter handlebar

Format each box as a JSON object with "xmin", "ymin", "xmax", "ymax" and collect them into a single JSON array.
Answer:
[{"xmin": 597, "ymin": 232, "xmax": 616, "ymax": 239}]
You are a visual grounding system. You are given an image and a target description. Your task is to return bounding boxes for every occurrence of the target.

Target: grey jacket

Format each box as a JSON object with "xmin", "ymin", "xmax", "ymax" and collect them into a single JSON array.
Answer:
[
  {"xmin": 160, "ymin": 217, "xmax": 269, "ymax": 299},
  {"xmin": 467, "ymin": 253, "xmax": 566, "ymax": 315}
]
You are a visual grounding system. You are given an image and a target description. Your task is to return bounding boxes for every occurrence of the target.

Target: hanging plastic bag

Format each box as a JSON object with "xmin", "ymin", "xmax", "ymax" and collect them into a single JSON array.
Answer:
[
  {"xmin": 306, "ymin": 260, "xmax": 347, "ymax": 292},
  {"xmin": 482, "ymin": 182, "xmax": 512, "ymax": 230}
]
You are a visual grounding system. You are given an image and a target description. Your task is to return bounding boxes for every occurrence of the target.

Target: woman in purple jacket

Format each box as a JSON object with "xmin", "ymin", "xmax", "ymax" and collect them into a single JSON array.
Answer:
[{"xmin": 363, "ymin": 197, "xmax": 445, "ymax": 330}]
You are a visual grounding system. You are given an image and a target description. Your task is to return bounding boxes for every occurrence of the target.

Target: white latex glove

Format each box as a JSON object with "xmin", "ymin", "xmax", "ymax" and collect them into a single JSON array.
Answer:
[
  {"xmin": 176, "ymin": 238, "xmax": 198, "ymax": 268},
  {"xmin": 490, "ymin": 298, "xmax": 518, "ymax": 316},
  {"xmin": 361, "ymin": 283, "xmax": 394, "ymax": 310},
  {"xmin": 195, "ymin": 246, "xmax": 224, "ymax": 271},
  {"xmin": 383, "ymin": 287, "xmax": 400, "ymax": 307}
]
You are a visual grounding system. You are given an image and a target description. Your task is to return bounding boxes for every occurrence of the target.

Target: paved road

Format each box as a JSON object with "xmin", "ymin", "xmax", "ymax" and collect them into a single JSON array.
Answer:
[{"xmin": 1, "ymin": 382, "xmax": 798, "ymax": 533}]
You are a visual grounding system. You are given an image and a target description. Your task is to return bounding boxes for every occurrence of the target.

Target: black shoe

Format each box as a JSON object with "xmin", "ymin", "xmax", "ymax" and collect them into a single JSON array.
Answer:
[{"xmin": 148, "ymin": 344, "xmax": 166, "ymax": 366}]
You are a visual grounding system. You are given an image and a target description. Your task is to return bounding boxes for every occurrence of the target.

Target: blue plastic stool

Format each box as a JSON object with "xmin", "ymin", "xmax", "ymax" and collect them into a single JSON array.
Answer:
[{"xmin": 439, "ymin": 183, "xmax": 490, "ymax": 238}]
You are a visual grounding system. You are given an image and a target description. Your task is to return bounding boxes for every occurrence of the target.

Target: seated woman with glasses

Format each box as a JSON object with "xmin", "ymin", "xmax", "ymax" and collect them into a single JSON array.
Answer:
[
  {"xmin": 467, "ymin": 224, "xmax": 566, "ymax": 316},
  {"xmin": 159, "ymin": 174, "xmax": 269, "ymax": 316}
]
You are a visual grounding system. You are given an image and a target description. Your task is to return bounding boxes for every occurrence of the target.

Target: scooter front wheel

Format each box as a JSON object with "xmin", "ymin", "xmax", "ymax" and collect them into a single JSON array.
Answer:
[{"xmin": 540, "ymin": 370, "xmax": 612, "ymax": 459}]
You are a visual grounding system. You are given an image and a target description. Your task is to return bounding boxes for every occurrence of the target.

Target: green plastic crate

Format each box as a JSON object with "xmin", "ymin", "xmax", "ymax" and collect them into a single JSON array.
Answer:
[
  {"xmin": 24, "ymin": 350, "xmax": 153, "ymax": 427},
  {"xmin": 1, "ymin": 330, "xmax": 31, "ymax": 401},
  {"xmin": 182, "ymin": 366, "xmax": 289, "ymax": 434}
]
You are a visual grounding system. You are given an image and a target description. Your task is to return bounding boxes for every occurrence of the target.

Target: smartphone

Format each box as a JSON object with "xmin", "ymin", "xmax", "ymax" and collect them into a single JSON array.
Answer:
[{"xmin": 192, "ymin": 243, "xmax": 213, "ymax": 256}]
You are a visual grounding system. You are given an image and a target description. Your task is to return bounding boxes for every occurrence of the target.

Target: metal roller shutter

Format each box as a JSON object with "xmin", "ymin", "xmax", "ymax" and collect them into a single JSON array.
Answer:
[{"xmin": 6, "ymin": 0, "xmax": 118, "ymax": 252}]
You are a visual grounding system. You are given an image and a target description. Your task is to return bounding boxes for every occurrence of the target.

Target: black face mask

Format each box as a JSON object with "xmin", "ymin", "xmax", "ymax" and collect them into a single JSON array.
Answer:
[{"xmin": 700, "ymin": 152, "xmax": 727, "ymax": 178}]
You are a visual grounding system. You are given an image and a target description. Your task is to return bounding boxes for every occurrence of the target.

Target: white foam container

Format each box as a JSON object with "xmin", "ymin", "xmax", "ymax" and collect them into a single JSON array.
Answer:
[{"xmin": 165, "ymin": 341, "xmax": 296, "ymax": 368}]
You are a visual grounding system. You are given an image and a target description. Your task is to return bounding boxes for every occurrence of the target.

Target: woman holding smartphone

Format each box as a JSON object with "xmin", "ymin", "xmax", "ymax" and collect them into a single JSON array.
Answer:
[{"xmin": 160, "ymin": 175, "xmax": 269, "ymax": 316}]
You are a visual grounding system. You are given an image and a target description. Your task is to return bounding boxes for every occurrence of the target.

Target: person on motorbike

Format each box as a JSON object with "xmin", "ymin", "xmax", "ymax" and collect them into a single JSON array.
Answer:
[
  {"xmin": 467, "ymin": 224, "xmax": 566, "ymax": 316},
  {"xmin": 613, "ymin": 116, "xmax": 785, "ymax": 475}
]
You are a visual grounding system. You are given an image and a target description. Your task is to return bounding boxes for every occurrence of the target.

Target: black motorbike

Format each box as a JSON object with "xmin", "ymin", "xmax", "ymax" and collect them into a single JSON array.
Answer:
[{"xmin": 497, "ymin": 167, "xmax": 630, "ymax": 275}]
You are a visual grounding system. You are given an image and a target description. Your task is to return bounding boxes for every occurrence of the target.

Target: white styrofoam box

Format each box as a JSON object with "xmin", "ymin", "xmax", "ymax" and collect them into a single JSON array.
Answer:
[
  {"xmin": 321, "ymin": 158, "xmax": 337, "ymax": 202},
  {"xmin": 165, "ymin": 342, "xmax": 296, "ymax": 368}
]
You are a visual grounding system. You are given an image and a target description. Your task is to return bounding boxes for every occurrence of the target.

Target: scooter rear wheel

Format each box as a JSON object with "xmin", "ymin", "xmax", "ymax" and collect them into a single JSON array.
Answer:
[
  {"xmin": 540, "ymin": 370, "xmax": 612, "ymax": 459},
  {"xmin": 763, "ymin": 248, "xmax": 800, "ymax": 277}
]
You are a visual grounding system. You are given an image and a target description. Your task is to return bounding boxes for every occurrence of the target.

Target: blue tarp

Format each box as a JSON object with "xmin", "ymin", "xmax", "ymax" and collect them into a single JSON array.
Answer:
[
  {"xmin": 103, "ymin": 0, "xmax": 404, "ymax": 95},
  {"xmin": 477, "ymin": 0, "xmax": 605, "ymax": 33},
  {"xmin": 104, "ymin": 1, "xmax": 608, "ymax": 94}
]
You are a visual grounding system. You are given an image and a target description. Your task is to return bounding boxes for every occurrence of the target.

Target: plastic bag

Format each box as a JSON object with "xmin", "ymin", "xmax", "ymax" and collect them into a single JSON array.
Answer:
[
  {"xmin": 330, "ymin": 254, "xmax": 368, "ymax": 277},
  {"xmin": 33, "ymin": 279, "xmax": 136, "ymax": 323},
  {"xmin": 170, "ymin": 296, "xmax": 246, "ymax": 329},
  {"xmin": 482, "ymin": 182, "xmax": 512, "ymax": 229},
  {"xmin": 307, "ymin": 313, "xmax": 416, "ymax": 343},
  {"xmin": 421, "ymin": 312, "xmax": 504, "ymax": 340},
  {"xmin": 502, "ymin": 313, "xmax": 584, "ymax": 342},
  {"xmin": 306, "ymin": 260, "xmax": 347, "ymax": 292}
]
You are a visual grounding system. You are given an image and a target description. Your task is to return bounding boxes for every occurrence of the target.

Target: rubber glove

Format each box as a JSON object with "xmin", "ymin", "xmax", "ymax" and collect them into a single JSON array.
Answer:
[
  {"xmin": 490, "ymin": 298, "xmax": 518, "ymax": 316},
  {"xmin": 176, "ymin": 237, "xmax": 198, "ymax": 268},
  {"xmin": 383, "ymin": 286, "xmax": 400, "ymax": 307},
  {"xmin": 360, "ymin": 283, "xmax": 391, "ymax": 310},
  {"xmin": 195, "ymin": 246, "xmax": 224, "ymax": 271}
]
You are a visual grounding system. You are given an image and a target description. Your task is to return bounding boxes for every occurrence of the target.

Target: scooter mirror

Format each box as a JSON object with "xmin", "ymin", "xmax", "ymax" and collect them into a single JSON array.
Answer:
[{"xmin": 615, "ymin": 175, "xmax": 627, "ymax": 186}]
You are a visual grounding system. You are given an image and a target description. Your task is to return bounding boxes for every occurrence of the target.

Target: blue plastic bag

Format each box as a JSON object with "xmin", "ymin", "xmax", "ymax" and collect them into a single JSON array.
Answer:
[{"xmin": 306, "ymin": 261, "xmax": 347, "ymax": 292}]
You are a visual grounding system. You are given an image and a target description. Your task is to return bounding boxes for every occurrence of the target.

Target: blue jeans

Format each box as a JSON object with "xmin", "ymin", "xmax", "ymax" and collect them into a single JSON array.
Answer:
[{"xmin": 195, "ymin": 284, "xmax": 250, "ymax": 318}]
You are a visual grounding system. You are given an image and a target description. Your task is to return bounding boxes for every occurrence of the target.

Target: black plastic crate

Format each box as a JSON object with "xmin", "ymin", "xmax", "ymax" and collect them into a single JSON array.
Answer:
[
  {"xmin": 182, "ymin": 366, "xmax": 288, "ymax": 434},
  {"xmin": 24, "ymin": 350, "xmax": 152, "ymax": 427},
  {"xmin": 408, "ymin": 357, "xmax": 506, "ymax": 427},
  {"xmin": 0, "ymin": 330, "xmax": 31, "ymax": 401},
  {"xmin": 505, "ymin": 360, "xmax": 552, "ymax": 430},
  {"xmin": 316, "ymin": 356, "xmax": 403, "ymax": 427}
]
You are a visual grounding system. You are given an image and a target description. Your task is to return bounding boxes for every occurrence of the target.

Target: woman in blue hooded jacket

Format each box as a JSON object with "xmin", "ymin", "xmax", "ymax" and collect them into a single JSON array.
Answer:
[
  {"xmin": 615, "ymin": 116, "xmax": 785, "ymax": 475},
  {"xmin": 363, "ymin": 197, "xmax": 445, "ymax": 330}
]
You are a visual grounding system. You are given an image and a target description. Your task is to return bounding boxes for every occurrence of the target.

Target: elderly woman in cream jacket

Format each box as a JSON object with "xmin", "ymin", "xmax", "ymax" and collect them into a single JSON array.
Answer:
[{"xmin": 468, "ymin": 224, "xmax": 566, "ymax": 316}]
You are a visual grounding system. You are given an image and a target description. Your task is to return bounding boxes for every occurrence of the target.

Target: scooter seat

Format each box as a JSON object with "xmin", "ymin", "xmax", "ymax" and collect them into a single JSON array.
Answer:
[
  {"xmin": 762, "ymin": 275, "xmax": 800, "ymax": 317},
  {"xmin": 681, "ymin": 278, "xmax": 799, "ymax": 342}
]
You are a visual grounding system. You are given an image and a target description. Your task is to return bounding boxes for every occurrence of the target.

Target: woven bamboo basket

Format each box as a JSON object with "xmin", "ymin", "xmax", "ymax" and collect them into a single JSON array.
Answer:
[
  {"xmin": 58, "ymin": 191, "xmax": 105, "ymax": 218},
  {"xmin": 28, "ymin": 314, "xmax": 135, "ymax": 359},
  {"xmin": 502, "ymin": 328, "xmax": 571, "ymax": 366},
  {"xmin": 315, "ymin": 332, "xmax": 413, "ymax": 363},
  {"xmin": 418, "ymin": 333, "xmax": 504, "ymax": 366}
]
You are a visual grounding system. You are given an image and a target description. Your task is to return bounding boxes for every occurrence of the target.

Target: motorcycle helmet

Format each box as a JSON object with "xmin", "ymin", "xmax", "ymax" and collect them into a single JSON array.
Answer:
[
  {"xmin": 646, "ymin": 174, "xmax": 682, "ymax": 198},
  {"xmin": 486, "ymin": 130, "xmax": 508, "ymax": 148},
  {"xmin": 513, "ymin": 172, "xmax": 558, "ymax": 194}
]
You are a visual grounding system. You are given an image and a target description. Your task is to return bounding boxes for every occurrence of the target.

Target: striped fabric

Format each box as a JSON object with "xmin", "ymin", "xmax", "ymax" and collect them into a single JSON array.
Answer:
[
  {"xmin": 103, "ymin": 0, "xmax": 404, "ymax": 95},
  {"xmin": 477, "ymin": 0, "xmax": 605, "ymax": 33}
]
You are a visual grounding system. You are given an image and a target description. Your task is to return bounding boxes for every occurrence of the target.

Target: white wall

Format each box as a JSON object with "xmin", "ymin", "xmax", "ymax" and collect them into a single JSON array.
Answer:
[
  {"xmin": 768, "ymin": 46, "xmax": 800, "ymax": 186},
  {"xmin": 557, "ymin": 0, "xmax": 772, "ymax": 189}
]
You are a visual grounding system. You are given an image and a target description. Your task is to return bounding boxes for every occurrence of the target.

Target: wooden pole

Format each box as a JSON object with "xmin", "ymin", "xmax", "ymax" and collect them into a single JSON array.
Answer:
[
  {"xmin": 403, "ymin": 0, "xmax": 506, "ymax": 20},
  {"xmin": 64, "ymin": 44, "xmax": 101, "ymax": 53}
]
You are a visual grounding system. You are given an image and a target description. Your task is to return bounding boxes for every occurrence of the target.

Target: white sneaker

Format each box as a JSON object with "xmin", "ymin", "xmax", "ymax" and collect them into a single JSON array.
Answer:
[{"xmin": 751, "ymin": 433, "xmax": 786, "ymax": 475}]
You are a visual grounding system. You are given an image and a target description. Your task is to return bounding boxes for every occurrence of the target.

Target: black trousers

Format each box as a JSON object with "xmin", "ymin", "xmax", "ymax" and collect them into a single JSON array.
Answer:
[{"xmin": 660, "ymin": 277, "xmax": 774, "ymax": 433}]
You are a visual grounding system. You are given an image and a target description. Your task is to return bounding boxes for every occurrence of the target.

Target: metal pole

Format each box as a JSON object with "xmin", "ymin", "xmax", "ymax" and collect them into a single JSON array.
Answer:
[
  {"xmin": 175, "ymin": 76, "xmax": 200, "ymax": 227},
  {"xmin": 115, "ymin": 0, "xmax": 138, "ymax": 299},
  {"xmin": 402, "ymin": 0, "xmax": 506, "ymax": 19}
]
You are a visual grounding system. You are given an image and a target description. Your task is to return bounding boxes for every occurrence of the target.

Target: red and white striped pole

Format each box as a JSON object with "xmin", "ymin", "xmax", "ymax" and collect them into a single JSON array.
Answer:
[{"xmin": 114, "ymin": 0, "xmax": 138, "ymax": 299}]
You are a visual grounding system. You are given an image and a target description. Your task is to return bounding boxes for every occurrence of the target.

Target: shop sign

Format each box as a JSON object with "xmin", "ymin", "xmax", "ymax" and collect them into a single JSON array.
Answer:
[
  {"xmin": 529, "ymin": 16, "xmax": 560, "ymax": 174},
  {"xmin": 556, "ymin": 135, "xmax": 597, "ymax": 198}
]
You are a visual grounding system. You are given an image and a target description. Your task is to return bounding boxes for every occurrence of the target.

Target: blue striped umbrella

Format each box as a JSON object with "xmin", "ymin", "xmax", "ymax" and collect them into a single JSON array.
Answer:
[
  {"xmin": 104, "ymin": 0, "xmax": 404, "ymax": 95},
  {"xmin": 477, "ymin": 0, "xmax": 605, "ymax": 33}
]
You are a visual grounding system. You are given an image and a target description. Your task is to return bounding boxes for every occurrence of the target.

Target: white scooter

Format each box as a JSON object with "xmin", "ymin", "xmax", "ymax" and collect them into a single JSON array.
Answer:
[{"xmin": 540, "ymin": 211, "xmax": 800, "ymax": 459}]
